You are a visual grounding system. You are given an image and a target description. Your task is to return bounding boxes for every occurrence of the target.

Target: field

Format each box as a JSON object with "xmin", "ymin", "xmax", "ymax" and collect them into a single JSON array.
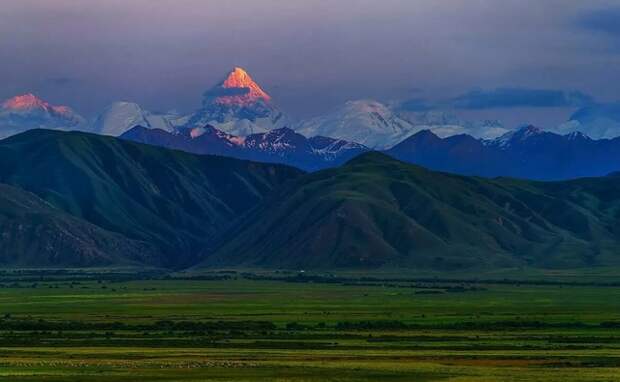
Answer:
[{"xmin": 0, "ymin": 270, "xmax": 620, "ymax": 381}]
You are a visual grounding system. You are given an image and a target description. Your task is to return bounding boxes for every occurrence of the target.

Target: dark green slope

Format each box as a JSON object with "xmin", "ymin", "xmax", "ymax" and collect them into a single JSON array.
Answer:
[
  {"xmin": 0, "ymin": 129, "xmax": 303, "ymax": 268},
  {"xmin": 0, "ymin": 183, "xmax": 159, "ymax": 267},
  {"xmin": 204, "ymin": 152, "xmax": 620, "ymax": 270}
]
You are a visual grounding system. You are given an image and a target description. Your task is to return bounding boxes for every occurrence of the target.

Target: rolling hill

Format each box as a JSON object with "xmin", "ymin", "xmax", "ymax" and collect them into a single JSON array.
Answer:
[
  {"xmin": 0, "ymin": 129, "xmax": 303, "ymax": 268},
  {"xmin": 3, "ymin": 130, "xmax": 620, "ymax": 272},
  {"xmin": 203, "ymin": 152, "xmax": 620, "ymax": 270}
]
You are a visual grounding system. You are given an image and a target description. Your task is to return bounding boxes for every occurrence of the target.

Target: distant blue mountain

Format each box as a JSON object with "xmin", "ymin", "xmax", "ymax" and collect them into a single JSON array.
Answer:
[
  {"xmin": 123, "ymin": 123, "xmax": 620, "ymax": 180},
  {"xmin": 386, "ymin": 125, "xmax": 620, "ymax": 180},
  {"xmin": 121, "ymin": 125, "xmax": 368, "ymax": 171}
]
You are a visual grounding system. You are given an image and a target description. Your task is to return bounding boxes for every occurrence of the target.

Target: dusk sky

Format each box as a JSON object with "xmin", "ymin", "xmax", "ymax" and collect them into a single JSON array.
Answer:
[{"xmin": 1, "ymin": 0, "xmax": 620, "ymax": 128}]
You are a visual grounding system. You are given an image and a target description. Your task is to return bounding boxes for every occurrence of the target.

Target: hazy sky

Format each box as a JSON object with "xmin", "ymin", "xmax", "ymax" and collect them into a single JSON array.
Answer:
[{"xmin": 1, "ymin": 0, "xmax": 619, "ymax": 127}]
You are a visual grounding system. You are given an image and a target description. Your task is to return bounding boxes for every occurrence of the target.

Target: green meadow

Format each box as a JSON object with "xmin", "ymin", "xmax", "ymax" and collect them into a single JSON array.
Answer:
[{"xmin": 0, "ymin": 270, "xmax": 619, "ymax": 381}]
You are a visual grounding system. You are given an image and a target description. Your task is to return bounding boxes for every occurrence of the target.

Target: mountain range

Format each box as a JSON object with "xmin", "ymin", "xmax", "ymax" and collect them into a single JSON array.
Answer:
[
  {"xmin": 0, "ymin": 67, "xmax": 510, "ymax": 148},
  {"xmin": 0, "ymin": 129, "xmax": 301, "ymax": 268},
  {"xmin": 6, "ymin": 68, "xmax": 620, "ymax": 180},
  {"xmin": 387, "ymin": 126, "xmax": 620, "ymax": 180},
  {"xmin": 203, "ymin": 152, "xmax": 620, "ymax": 270},
  {"xmin": 120, "ymin": 125, "xmax": 368, "ymax": 171},
  {"xmin": 4, "ymin": 67, "xmax": 620, "ymax": 170},
  {"xmin": 121, "ymin": 122, "xmax": 620, "ymax": 180},
  {"xmin": 1, "ymin": 129, "xmax": 620, "ymax": 271}
]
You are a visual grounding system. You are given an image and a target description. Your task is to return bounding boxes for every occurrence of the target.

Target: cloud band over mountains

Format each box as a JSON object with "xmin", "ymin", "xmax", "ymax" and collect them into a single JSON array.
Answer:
[
  {"xmin": 577, "ymin": 6, "xmax": 620, "ymax": 38},
  {"xmin": 204, "ymin": 87, "xmax": 251, "ymax": 98},
  {"xmin": 451, "ymin": 88, "xmax": 593, "ymax": 110},
  {"xmin": 401, "ymin": 88, "xmax": 594, "ymax": 112}
]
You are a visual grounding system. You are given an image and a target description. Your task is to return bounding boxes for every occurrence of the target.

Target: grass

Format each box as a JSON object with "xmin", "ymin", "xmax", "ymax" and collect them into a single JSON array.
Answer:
[{"xmin": 0, "ymin": 271, "xmax": 619, "ymax": 381}]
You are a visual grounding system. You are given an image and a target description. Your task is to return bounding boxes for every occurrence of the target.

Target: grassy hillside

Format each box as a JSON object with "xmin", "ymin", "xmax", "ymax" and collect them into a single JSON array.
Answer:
[
  {"xmin": 0, "ymin": 183, "xmax": 160, "ymax": 267},
  {"xmin": 204, "ymin": 152, "xmax": 620, "ymax": 270},
  {"xmin": 0, "ymin": 129, "xmax": 303, "ymax": 268}
]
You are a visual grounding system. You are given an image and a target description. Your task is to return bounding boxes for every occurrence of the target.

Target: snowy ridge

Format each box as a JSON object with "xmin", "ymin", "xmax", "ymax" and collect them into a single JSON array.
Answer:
[
  {"xmin": 295, "ymin": 100, "xmax": 417, "ymax": 149},
  {"xmin": 398, "ymin": 110, "xmax": 508, "ymax": 140},
  {"xmin": 294, "ymin": 100, "xmax": 509, "ymax": 149},
  {"xmin": 93, "ymin": 102, "xmax": 180, "ymax": 136},
  {"xmin": 121, "ymin": 125, "xmax": 369, "ymax": 171},
  {"xmin": 484, "ymin": 125, "xmax": 543, "ymax": 148}
]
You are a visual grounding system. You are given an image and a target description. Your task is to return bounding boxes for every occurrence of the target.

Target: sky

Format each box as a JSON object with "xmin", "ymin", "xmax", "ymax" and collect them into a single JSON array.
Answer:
[{"xmin": 1, "ymin": 0, "xmax": 620, "ymax": 128}]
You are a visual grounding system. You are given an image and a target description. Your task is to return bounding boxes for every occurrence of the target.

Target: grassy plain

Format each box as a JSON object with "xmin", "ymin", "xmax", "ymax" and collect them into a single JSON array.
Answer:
[{"xmin": 0, "ymin": 270, "xmax": 619, "ymax": 381}]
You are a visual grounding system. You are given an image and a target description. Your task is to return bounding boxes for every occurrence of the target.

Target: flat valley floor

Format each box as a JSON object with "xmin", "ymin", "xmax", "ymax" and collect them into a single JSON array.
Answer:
[{"xmin": 1, "ymin": 270, "xmax": 619, "ymax": 381}]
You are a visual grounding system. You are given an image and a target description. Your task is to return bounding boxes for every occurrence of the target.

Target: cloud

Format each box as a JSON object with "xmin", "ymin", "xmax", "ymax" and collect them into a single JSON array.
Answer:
[
  {"xmin": 450, "ymin": 88, "xmax": 593, "ymax": 110},
  {"xmin": 400, "ymin": 98, "xmax": 434, "ymax": 112},
  {"xmin": 401, "ymin": 87, "xmax": 594, "ymax": 113},
  {"xmin": 570, "ymin": 102, "xmax": 620, "ymax": 123},
  {"xmin": 577, "ymin": 7, "xmax": 620, "ymax": 37},
  {"xmin": 203, "ymin": 87, "xmax": 250, "ymax": 99}
]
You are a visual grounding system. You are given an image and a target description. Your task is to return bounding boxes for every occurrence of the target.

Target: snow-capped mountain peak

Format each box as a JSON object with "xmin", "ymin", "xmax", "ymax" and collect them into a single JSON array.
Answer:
[
  {"xmin": 4, "ymin": 93, "xmax": 49, "ymax": 110},
  {"xmin": 295, "ymin": 99, "xmax": 509, "ymax": 149},
  {"xmin": 486, "ymin": 125, "xmax": 544, "ymax": 148},
  {"xmin": 214, "ymin": 67, "xmax": 272, "ymax": 106},
  {"xmin": 94, "ymin": 102, "xmax": 149, "ymax": 136},
  {"xmin": 185, "ymin": 67, "xmax": 287, "ymax": 136},
  {"xmin": 0, "ymin": 93, "xmax": 85, "ymax": 138},
  {"xmin": 93, "ymin": 101, "xmax": 180, "ymax": 136},
  {"xmin": 294, "ymin": 99, "xmax": 417, "ymax": 149},
  {"xmin": 2, "ymin": 93, "xmax": 77, "ymax": 118}
]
